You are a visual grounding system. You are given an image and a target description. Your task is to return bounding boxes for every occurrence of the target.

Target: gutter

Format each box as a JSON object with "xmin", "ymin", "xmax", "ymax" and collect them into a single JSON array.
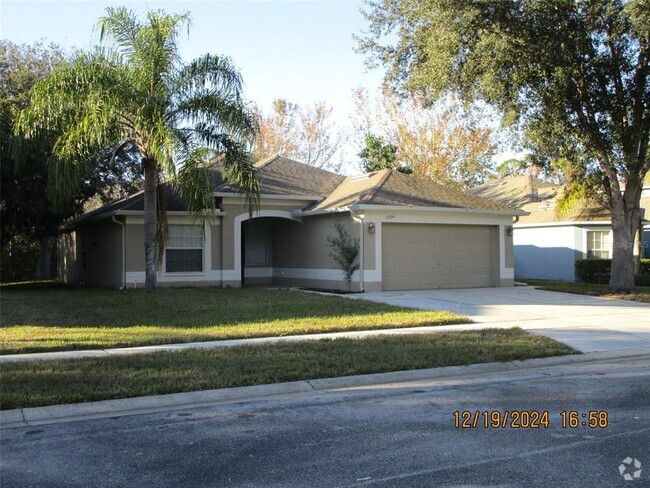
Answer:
[
  {"xmin": 111, "ymin": 216, "xmax": 126, "ymax": 289},
  {"xmin": 62, "ymin": 210, "xmax": 225, "ymax": 230},
  {"xmin": 292, "ymin": 207, "xmax": 351, "ymax": 218},
  {"xmin": 349, "ymin": 204, "xmax": 529, "ymax": 217}
]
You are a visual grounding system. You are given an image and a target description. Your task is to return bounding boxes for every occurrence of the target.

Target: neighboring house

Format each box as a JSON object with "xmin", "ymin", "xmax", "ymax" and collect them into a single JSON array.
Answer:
[
  {"xmin": 471, "ymin": 174, "xmax": 650, "ymax": 282},
  {"xmin": 59, "ymin": 155, "xmax": 524, "ymax": 291}
]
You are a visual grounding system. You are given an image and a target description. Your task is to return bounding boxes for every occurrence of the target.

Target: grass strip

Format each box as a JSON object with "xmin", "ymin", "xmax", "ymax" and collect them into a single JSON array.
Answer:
[
  {"xmin": 0, "ymin": 328, "xmax": 577, "ymax": 410},
  {"xmin": 0, "ymin": 286, "xmax": 467, "ymax": 354},
  {"xmin": 521, "ymin": 280, "xmax": 650, "ymax": 303}
]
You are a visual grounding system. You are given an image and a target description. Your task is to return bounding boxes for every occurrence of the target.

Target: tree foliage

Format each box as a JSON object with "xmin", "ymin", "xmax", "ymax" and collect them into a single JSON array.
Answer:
[
  {"xmin": 358, "ymin": 133, "xmax": 407, "ymax": 173},
  {"xmin": 15, "ymin": 8, "xmax": 260, "ymax": 290},
  {"xmin": 358, "ymin": 0, "xmax": 650, "ymax": 292},
  {"xmin": 253, "ymin": 98, "xmax": 344, "ymax": 171},
  {"xmin": 353, "ymin": 88, "xmax": 496, "ymax": 188},
  {"xmin": 1, "ymin": 41, "xmax": 67, "ymax": 248},
  {"xmin": 0, "ymin": 40, "xmax": 142, "ymax": 281}
]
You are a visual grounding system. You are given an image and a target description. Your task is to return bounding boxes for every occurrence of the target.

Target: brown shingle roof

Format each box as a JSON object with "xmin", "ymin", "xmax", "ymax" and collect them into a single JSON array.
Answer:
[
  {"xmin": 470, "ymin": 176, "xmax": 615, "ymax": 224},
  {"xmin": 312, "ymin": 170, "xmax": 518, "ymax": 213},
  {"xmin": 64, "ymin": 158, "xmax": 522, "ymax": 229},
  {"xmin": 369, "ymin": 171, "xmax": 517, "ymax": 211},
  {"xmin": 216, "ymin": 155, "xmax": 344, "ymax": 197},
  {"xmin": 311, "ymin": 170, "xmax": 391, "ymax": 210},
  {"xmin": 515, "ymin": 200, "xmax": 611, "ymax": 224},
  {"xmin": 470, "ymin": 175, "xmax": 560, "ymax": 207}
]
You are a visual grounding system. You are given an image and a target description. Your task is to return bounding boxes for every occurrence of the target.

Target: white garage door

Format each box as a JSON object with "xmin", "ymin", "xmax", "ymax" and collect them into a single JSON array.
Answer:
[{"xmin": 382, "ymin": 223, "xmax": 498, "ymax": 290}]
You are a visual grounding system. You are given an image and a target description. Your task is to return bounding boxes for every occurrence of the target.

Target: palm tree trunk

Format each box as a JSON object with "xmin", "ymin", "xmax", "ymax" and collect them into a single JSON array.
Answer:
[{"xmin": 143, "ymin": 158, "xmax": 158, "ymax": 291}]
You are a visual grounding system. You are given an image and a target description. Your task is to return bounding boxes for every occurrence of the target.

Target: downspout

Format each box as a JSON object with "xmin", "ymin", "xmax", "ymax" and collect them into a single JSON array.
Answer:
[
  {"xmin": 112, "ymin": 216, "xmax": 126, "ymax": 289},
  {"xmin": 351, "ymin": 210, "xmax": 364, "ymax": 292}
]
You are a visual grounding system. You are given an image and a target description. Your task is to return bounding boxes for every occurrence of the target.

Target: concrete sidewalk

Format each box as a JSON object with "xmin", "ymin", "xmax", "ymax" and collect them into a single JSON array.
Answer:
[
  {"xmin": 0, "ymin": 323, "xmax": 509, "ymax": 363},
  {"xmin": 2, "ymin": 347, "xmax": 648, "ymax": 430}
]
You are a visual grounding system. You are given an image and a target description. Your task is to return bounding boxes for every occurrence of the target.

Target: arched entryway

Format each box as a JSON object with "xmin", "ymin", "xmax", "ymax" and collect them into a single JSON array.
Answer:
[{"xmin": 234, "ymin": 211, "xmax": 301, "ymax": 287}]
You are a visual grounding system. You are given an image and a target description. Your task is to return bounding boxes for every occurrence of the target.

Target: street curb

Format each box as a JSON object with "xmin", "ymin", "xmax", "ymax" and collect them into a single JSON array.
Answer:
[{"xmin": 1, "ymin": 347, "xmax": 648, "ymax": 430}]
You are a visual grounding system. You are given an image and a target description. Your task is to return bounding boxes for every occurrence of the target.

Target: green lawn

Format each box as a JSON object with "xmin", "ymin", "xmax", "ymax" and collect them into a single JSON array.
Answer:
[
  {"xmin": 0, "ymin": 284, "xmax": 468, "ymax": 354},
  {"xmin": 0, "ymin": 328, "xmax": 578, "ymax": 409},
  {"xmin": 521, "ymin": 279, "xmax": 650, "ymax": 303}
]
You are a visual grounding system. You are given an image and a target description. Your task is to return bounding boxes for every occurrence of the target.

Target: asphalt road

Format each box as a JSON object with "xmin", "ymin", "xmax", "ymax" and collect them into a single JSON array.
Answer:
[{"xmin": 2, "ymin": 353, "xmax": 648, "ymax": 488}]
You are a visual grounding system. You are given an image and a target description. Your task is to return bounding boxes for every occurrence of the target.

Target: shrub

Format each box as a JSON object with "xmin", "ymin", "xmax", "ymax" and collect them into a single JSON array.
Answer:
[
  {"xmin": 635, "ymin": 273, "xmax": 650, "ymax": 287},
  {"xmin": 327, "ymin": 221, "xmax": 360, "ymax": 286},
  {"xmin": 575, "ymin": 259, "xmax": 611, "ymax": 283},
  {"xmin": 575, "ymin": 258, "xmax": 650, "ymax": 285}
]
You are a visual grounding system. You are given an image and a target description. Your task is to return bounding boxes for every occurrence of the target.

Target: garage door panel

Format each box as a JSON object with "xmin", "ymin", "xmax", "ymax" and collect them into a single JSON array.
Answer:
[{"xmin": 382, "ymin": 223, "xmax": 497, "ymax": 290}]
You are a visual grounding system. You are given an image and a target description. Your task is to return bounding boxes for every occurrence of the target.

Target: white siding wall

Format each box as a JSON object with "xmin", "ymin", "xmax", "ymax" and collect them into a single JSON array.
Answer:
[{"xmin": 514, "ymin": 226, "xmax": 578, "ymax": 281}]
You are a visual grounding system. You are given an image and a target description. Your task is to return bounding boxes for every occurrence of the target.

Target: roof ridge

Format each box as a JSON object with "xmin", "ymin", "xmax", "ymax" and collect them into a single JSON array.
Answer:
[
  {"xmin": 254, "ymin": 154, "xmax": 281, "ymax": 169},
  {"xmin": 360, "ymin": 169, "xmax": 392, "ymax": 203}
]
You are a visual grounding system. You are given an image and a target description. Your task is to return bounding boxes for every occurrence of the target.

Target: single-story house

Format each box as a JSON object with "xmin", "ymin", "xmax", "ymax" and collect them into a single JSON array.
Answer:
[
  {"xmin": 471, "ymin": 174, "xmax": 650, "ymax": 282},
  {"xmin": 58, "ymin": 155, "xmax": 525, "ymax": 291}
]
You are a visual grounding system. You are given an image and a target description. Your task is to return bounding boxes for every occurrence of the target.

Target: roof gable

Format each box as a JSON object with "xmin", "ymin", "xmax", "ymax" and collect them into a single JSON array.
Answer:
[
  {"xmin": 369, "ymin": 172, "xmax": 516, "ymax": 211},
  {"xmin": 313, "ymin": 170, "xmax": 517, "ymax": 213}
]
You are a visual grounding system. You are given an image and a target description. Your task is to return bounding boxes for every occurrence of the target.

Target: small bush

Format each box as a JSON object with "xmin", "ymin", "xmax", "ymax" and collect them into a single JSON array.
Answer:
[
  {"xmin": 641, "ymin": 259, "xmax": 650, "ymax": 275},
  {"xmin": 575, "ymin": 258, "xmax": 650, "ymax": 285},
  {"xmin": 635, "ymin": 273, "xmax": 650, "ymax": 287},
  {"xmin": 327, "ymin": 221, "xmax": 360, "ymax": 284},
  {"xmin": 575, "ymin": 259, "xmax": 611, "ymax": 283}
]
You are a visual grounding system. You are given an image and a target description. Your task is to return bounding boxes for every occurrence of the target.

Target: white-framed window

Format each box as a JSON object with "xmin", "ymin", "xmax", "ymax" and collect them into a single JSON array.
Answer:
[
  {"xmin": 166, "ymin": 224, "xmax": 203, "ymax": 272},
  {"xmin": 587, "ymin": 230, "xmax": 610, "ymax": 259},
  {"xmin": 245, "ymin": 226, "xmax": 268, "ymax": 266}
]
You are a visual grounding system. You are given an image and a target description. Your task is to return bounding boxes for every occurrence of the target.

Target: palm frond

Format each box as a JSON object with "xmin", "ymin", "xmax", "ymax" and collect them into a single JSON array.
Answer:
[
  {"xmin": 220, "ymin": 141, "xmax": 260, "ymax": 215},
  {"xmin": 99, "ymin": 7, "xmax": 141, "ymax": 59},
  {"xmin": 175, "ymin": 54, "xmax": 243, "ymax": 97},
  {"xmin": 14, "ymin": 51, "xmax": 132, "ymax": 207},
  {"xmin": 174, "ymin": 147, "xmax": 219, "ymax": 219},
  {"xmin": 169, "ymin": 91, "xmax": 258, "ymax": 142}
]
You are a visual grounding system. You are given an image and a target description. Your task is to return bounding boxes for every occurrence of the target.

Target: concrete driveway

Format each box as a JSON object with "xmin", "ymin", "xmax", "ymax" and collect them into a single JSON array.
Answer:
[{"xmin": 352, "ymin": 286, "xmax": 650, "ymax": 353}]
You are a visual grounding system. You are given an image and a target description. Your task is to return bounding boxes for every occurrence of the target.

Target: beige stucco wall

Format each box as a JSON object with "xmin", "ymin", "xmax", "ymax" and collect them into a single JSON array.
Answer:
[
  {"xmin": 125, "ymin": 223, "xmax": 145, "ymax": 272},
  {"xmin": 211, "ymin": 223, "xmax": 222, "ymax": 271},
  {"xmin": 272, "ymin": 213, "xmax": 358, "ymax": 270},
  {"xmin": 220, "ymin": 199, "xmax": 313, "ymax": 271},
  {"xmin": 505, "ymin": 225, "xmax": 514, "ymax": 268},
  {"xmin": 363, "ymin": 222, "xmax": 376, "ymax": 271}
]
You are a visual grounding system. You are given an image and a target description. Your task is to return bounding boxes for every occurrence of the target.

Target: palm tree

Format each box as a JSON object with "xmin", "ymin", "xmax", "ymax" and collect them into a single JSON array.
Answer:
[{"xmin": 15, "ymin": 7, "xmax": 259, "ymax": 291}]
